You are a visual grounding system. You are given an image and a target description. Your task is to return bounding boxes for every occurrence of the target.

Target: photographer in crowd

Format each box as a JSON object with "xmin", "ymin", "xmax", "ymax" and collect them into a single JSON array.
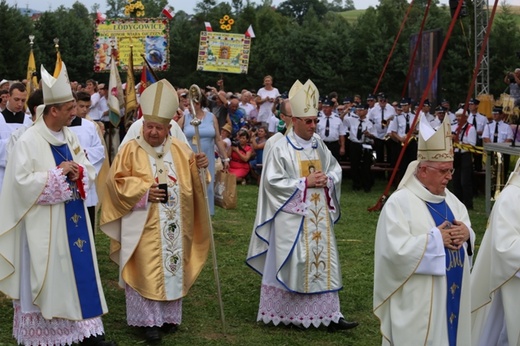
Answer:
[
  {"xmin": 504, "ymin": 68, "xmax": 520, "ymax": 107},
  {"xmin": 229, "ymin": 129, "xmax": 254, "ymax": 185}
]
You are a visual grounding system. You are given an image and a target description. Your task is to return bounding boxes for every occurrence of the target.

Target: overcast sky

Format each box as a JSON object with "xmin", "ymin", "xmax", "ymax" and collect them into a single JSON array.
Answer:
[{"xmin": 8, "ymin": 0, "xmax": 520, "ymax": 14}]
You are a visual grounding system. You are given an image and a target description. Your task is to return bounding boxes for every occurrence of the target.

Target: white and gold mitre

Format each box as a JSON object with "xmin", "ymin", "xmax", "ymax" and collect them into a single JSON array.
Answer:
[
  {"xmin": 41, "ymin": 62, "xmax": 74, "ymax": 105},
  {"xmin": 289, "ymin": 79, "xmax": 319, "ymax": 118},
  {"xmin": 140, "ymin": 79, "xmax": 179, "ymax": 125},
  {"xmin": 417, "ymin": 113, "xmax": 454, "ymax": 161},
  {"xmin": 288, "ymin": 79, "xmax": 302, "ymax": 99}
]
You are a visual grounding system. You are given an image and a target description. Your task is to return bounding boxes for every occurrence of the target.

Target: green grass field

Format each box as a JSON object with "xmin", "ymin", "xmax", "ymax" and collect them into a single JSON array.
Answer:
[{"xmin": 0, "ymin": 176, "xmax": 490, "ymax": 345}]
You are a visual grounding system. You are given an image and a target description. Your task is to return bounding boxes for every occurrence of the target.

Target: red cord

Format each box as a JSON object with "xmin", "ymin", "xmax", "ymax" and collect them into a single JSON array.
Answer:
[
  {"xmin": 373, "ymin": 0, "xmax": 416, "ymax": 95},
  {"xmin": 368, "ymin": 0, "xmax": 468, "ymax": 212}
]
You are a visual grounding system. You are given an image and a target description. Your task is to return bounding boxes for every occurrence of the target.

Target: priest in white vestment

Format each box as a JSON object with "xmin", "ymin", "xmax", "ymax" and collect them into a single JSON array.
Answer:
[
  {"xmin": 100, "ymin": 79, "xmax": 210, "ymax": 343},
  {"xmin": 0, "ymin": 82, "xmax": 31, "ymax": 194},
  {"xmin": 70, "ymin": 91, "xmax": 106, "ymax": 234},
  {"xmin": 471, "ymin": 158, "xmax": 520, "ymax": 345},
  {"xmin": 373, "ymin": 115, "xmax": 475, "ymax": 346},
  {"xmin": 0, "ymin": 62, "xmax": 113, "ymax": 346},
  {"xmin": 246, "ymin": 79, "xmax": 358, "ymax": 331}
]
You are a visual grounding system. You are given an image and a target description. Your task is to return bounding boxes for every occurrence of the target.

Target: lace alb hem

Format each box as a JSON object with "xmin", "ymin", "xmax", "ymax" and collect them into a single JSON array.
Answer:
[
  {"xmin": 12, "ymin": 301, "xmax": 104, "ymax": 346},
  {"xmin": 125, "ymin": 285, "xmax": 182, "ymax": 327},
  {"xmin": 257, "ymin": 283, "xmax": 343, "ymax": 328}
]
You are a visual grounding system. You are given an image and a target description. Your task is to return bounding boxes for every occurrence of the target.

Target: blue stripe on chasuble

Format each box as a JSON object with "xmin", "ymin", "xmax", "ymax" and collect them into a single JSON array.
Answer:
[
  {"xmin": 51, "ymin": 144, "xmax": 103, "ymax": 319},
  {"xmin": 426, "ymin": 200, "xmax": 464, "ymax": 346}
]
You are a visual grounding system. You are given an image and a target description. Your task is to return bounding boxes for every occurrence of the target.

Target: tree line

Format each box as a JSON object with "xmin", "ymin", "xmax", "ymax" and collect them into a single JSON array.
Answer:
[{"xmin": 0, "ymin": 0, "xmax": 519, "ymax": 106}]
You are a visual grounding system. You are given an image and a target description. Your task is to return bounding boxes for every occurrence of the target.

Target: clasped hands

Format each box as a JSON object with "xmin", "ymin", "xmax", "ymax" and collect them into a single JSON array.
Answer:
[
  {"xmin": 59, "ymin": 160, "xmax": 80, "ymax": 181},
  {"xmin": 307, "ymin": 171, "xmax": 328, "ymax": 188},
  {"xmin": 439, "ymin": 220, "xmax": 470, "ymax": 250}
]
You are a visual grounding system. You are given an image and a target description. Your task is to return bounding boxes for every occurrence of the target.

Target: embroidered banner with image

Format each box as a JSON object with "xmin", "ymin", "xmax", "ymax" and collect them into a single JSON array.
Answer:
[
  {"xmin": 94, "ymin": 18, "xmax": 169, "ymax": 73},
  {"xmin": 196, "ymin": 31, "xmax": 251, "ymax": 74}
]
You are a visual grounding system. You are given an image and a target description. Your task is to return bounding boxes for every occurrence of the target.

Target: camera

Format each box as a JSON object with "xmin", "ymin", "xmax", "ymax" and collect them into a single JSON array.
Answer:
[{"xmin": 231, "ymin": 139, "xmax": 240, "ymax": 147}]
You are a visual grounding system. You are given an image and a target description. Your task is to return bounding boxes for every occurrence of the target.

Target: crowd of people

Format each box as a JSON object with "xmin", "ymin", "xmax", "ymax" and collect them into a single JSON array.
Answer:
[{"xmin": 0, "ymin": 63, "xmax": 518, "ymax": 346}]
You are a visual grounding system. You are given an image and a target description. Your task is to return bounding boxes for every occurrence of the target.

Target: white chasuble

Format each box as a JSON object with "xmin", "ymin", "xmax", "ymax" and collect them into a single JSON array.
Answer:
[{"xmin": 276, "ymin": 150, "xmax": 340, "ymax": 293}]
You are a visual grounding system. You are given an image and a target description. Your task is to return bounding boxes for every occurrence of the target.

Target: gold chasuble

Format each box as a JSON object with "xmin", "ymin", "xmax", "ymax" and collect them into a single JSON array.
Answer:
[{"xmin": 100, "ymin": 138, "xmax": 210, "ymax": 301}]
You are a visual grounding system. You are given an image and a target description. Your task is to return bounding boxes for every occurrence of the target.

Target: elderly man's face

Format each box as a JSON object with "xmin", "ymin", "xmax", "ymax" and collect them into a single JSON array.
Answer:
[
  {"xmin": 143, "ymin": 120, "xmax": 170, "ymax": 147},
  {"xmin": 229, "ymin": 99, "xmax": 239, "ymax": 112},
  {"xmin": 416, "ymin": 161, "xmax": 454, "ymax": 195}
]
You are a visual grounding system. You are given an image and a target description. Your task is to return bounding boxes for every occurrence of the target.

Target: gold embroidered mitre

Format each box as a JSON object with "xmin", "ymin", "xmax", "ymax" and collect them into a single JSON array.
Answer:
[
  {"xmin": 289, "ymin": 79, "xmax": 319, "ymax": 118},
  {"xmin": 417, "ymin": 112, "xmax": 453, "ymax": 162},
  {"xmin": 140, "ymin": 79, "xmax": 179, "ymax": 125},
  {"xmin": 41, "ymin": 61, "xmax": 74, "ymax": 105},
  {"xmin": 288, "ymin": 79, "xmax": 302, "ymax": 99}
]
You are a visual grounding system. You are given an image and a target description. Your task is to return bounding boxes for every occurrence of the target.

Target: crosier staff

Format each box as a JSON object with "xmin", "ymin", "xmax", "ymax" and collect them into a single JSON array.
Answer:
[{"xmin": 188, "ymin": 84, "xmax": 226, "ymax": 331}]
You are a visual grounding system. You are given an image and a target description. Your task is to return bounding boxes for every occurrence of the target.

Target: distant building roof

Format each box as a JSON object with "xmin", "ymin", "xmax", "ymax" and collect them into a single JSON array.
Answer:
[{"xmin": 18, "ymin": 7, "xmax": 42, "ymax": 17}]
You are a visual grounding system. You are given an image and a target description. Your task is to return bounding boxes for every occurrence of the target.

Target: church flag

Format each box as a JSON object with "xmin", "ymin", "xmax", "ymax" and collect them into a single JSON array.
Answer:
[
  {"xmin": 53, "ymin": 50, "xmax": 62, "ymax": 78},
  {"xmin": 137, "ymin": 64, "xmax": 156, "ymax": 119},
  {"xmin": 26, "ymin": 48, "xmax": 38, "ymax": 106},
  {"xmin": 108, "ymin": 57, "xmax": 124, "ymax": 127},
  {"xmin": 125, "ymin": 45, "xmax": 137, "ymax": 121}
]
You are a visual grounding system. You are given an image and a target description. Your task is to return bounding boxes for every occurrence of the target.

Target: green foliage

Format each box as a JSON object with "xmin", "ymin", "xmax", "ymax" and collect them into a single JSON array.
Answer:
[
  {"xmin": 0, "ymin": 1, "xmax": 33, "ymax": 79},
  {"xmin": 34, "ymin": 5, "xmax": 97, "ymax": 82},
  {"xmin": 488, "ymin": 4, "xmax": 520, "ymax": 97},
  {"xmin": 106, "ymin": 0, "xmax": 126, "ymax": 18},
  {"xmin": 278, "ymin": 0, "xmax": 328, "ymax": 25}
]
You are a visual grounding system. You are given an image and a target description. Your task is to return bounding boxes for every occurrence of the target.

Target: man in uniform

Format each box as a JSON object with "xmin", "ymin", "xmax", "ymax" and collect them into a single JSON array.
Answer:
[
  {"xmin": 346, "ymin": 103, "xmax": 374, "ymax": 192},
  {"xmin": 374, "ymin": 115, "xmax": 474, "ymax": 345},
  {"xmin": 452, "ymin": 108, "xmax": 477, "ymax": 210},
  {"xmin": 387, "ymin": 98, "xmax": 417, "ymax": 184},
  {"xmin": 100, "ymin": 79, "xmax": 210, "ymax": 343},
  {"xmin": 367, "ymin": 93, "xmax": 395, "ymax": 163},
  {"xmin": 247, "ymin": 79, "xmax": 358, "ymax": 332},
  {"xmin": 467, "ymin": 98, "xmax": 487, "ymax": 172},
  {"xmin": 482, "ymin": 105, "xmax": 514, "ymax": 183},
  {"xmin": 317, "ymin": 99, "xmax": 346, "ymax": 162}
]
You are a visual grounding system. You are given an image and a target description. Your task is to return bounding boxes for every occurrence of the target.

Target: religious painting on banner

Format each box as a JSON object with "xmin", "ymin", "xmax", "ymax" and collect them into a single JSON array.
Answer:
[
  {"xmin": 408, "ymin": 29, "xmax": 442, "ymax": 107},
  {"xmin": 94, "ymin": 18, "xmax": 169, "ymax": 73},
  {"xmin": 197, "ymin": 32, "xmax": 251, "ymax": 74}
]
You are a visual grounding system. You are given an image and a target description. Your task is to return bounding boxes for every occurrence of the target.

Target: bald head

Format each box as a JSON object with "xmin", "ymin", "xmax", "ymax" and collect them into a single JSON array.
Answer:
[
  {"xmin": 229, "ymin": 98, "xmax": 239, "ymax": 112},
  {"xmin": 280, "ymin": 99, "xmax": 293, "ymax": 130}
]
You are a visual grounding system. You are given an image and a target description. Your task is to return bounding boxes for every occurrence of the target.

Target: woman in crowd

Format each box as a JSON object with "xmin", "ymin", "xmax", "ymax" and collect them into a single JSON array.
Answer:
[
  {"xmin": 249, "ymin": 125, "xmax": 267, "ymax": 182},
  {"xmin": 229, "ymin": 129, "xmax": 254, "ymax": 184},
  {"xmin": 179, "ymin": 93, "xmax": 229, "ymax": 215}
]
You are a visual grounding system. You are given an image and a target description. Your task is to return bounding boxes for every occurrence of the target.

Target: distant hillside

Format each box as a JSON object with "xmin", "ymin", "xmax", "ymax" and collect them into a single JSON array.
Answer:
[{"xmin": 339, "ymin": 5, "xmax": 520, "ymax": 25}]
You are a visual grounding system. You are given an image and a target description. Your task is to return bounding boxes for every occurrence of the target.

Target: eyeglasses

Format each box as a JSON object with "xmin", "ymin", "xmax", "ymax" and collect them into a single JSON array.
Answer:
[
  {"xmin": 296, "ymin": 117, "xmax": 319, "ymax": 125},
  {"xmin": 423, "ymin": 165, "xmax": 455, "ymax": 175}
]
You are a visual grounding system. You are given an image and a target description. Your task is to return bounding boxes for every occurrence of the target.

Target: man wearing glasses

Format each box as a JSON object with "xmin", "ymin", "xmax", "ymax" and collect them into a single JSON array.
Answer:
[
  {"xmin": 374, "ymin": 115, "xmax": 474, "ymax": 345},
  {"xmin": 247, "ymin": 79, "xmax": 358, "ymax": 332}
]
